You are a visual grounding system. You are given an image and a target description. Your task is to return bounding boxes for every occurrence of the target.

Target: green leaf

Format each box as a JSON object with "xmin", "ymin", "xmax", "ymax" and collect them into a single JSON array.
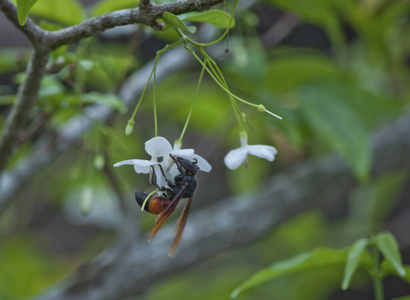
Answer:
[
  {"xmin": 342, "ymin": 238, "xmax": 370, "ymax": 290},
  {"xmin": 345, "ymin": 170, "xmax": 408, "ymax": 238},
  {"xmin": 382, "ymin": 261, "xmax": 410, "ymax": 284},
  {"xmin": 298, "ymin": 83, "xmax": 372, "ymax": 182},
  {"xmin": 39, "ymin": 20, "xmax": 63, "ymax": 31},
  {"xmin": 232, "ymin": 248, "xmax": 355, "ymax": 298},
  {"xmin": 16, "ymin": 0, "xmax": 38, "ymax": 25},
  {"xmin": 374, "ymin": 232, "xmax": 406, "ymax": 277},
  {"xmin": 264, "ymin": 53, "xmax": 344, "ymax": 93},
  {"xmin": 91, "ymin": 0, "xmax": 139, "ymax": 17},
  {"xmin": 0, "ymin": 95, "xmax": 16, "ymax": 106},
  {"xmin": 183, "ymin": 10, "xmax": 235, "ymax": 29},
  {"xmin": 80, "ymin": 92, "xmax": 127, "ymax": 113},
  {"xmin": 162, "ymin": 12, "xmax": 196, "ymax": 34},
  {"xmin": 0, "ymin": 48, "xmax": 29, "ymax": 75},
  {"xmin": 26, "ymin": 0, "xmax": 84, "ymax": 26}
]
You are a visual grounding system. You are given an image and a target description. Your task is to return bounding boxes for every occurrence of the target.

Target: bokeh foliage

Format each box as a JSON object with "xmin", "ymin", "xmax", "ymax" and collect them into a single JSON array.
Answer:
[{"xmin": 1, "ymin": 0, "xmax": 410, "ymax": 299}]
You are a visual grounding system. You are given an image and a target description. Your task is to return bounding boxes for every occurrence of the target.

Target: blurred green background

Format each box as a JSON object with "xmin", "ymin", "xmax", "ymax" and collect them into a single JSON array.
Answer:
[{"xmin": 0, "ymin": 0, "xmax": 410, "ymax": 299}]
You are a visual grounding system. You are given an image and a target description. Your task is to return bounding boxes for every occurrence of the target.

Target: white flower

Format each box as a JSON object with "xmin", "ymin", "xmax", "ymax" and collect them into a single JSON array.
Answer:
[
  {"xmin": 114, "ymin": 136, "xmax": 212, "ymax": 189},
  {"xmin": 224, "ymin": 132, "xmax": 277, "ymax": 170},
  {"xmin": 168, "ymin": 141, "xmax": 212, "ymax": 173},
  {"xmin": 113, "ymin": 136, "xmax": 171, "ymax": 174}
]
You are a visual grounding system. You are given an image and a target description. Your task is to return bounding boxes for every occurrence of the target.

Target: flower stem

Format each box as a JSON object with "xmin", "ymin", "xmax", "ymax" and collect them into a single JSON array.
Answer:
[
  {"xmin": 204, "ymin": 54, "xmax": 245, "ymax": 131},
  {"xmin": 186, "ymin": 0, "xmax": 238, "ymax": 48},
  {"xmin": 371, "ymin": 244, "xmax": 385, "ymax": 300},
  {"xmin": 126, "ymin": 40, "xmax": 183, "ymax": 134},
  {"xmin": 141, "ymin": 189, "xmax": 160, "ymax": 211},
  {"xmin": 178, "ymin": 61, "xmax": 206, "ymax": 142},
  {"xmin": 373, "ymin": 277, "xmax": 385, "ymax": 300},
  {"xmin": 153, "ymin": 60, "xmax": 158, "ymax": 136}
]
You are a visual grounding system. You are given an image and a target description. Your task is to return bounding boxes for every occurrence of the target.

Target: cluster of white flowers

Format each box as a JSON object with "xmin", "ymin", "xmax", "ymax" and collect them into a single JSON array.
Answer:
[
  {"xmin": 114, "ymin": 136, "xmax": 211, "ymax": 189},
  {"xmin": 114, "ymin": 133, "xmax": 277, "ymax": 186}
]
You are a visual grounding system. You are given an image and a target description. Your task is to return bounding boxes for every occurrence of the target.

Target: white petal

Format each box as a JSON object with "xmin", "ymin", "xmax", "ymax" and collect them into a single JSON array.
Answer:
[
  {"xmin": 113, "ymin": 159, "xmax": 137, "ymax": 167},
  {"xmin": 114, "ymin": 159, "xmax": 153, "ymax": 174},
  {"xmin": 153, "ymin": 164, "xmax": 168, "ymax": 188},
  {"xmin": 173, "ymin": 152, "xmax": 212, "ymax": 173},
  {"xmin": 247, "ymin": 145, "xmax": 277, "ymax": 161},
  {"xmin": 164, "ymin": 148, "xmax": 194, "ymax": 170},
  {"xmin": 166, "ymin": 163, "xmax": 180, "ymax": 180},
  {"xmin": 224, "ymin": 148, "xmax": 248, "ymax": 170},
  {"xmin": 191, "ymin": 154, "xmax": 212, "ymax": 172},
  {"xmin": 145, "ymin": 136, "xmax": 172, "ymax": 157},
  {"xmin": 133, "ymin": 160, "xmax": 156, "ymax": 173},
  {"xmin": 171, "ymin": 148, "xmax": 195, "ymax": 157}
]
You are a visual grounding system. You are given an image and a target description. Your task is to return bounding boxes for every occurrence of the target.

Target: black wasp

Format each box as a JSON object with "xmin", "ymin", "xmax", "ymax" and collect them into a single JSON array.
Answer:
[{"xmin": 135, "ymin": 155, "xmax": 198, "ymax": 255}]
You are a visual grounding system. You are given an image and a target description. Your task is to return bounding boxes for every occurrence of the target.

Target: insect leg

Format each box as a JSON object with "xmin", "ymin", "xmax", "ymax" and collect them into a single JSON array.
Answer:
[{"xmin": 170, "ymin": 154, "xmax": 185, "ymax": 174}]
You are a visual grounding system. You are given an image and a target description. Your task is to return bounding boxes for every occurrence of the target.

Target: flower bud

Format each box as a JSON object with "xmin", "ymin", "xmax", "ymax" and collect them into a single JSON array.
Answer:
[{"xmin": 125, "ymin": 120, "xmax": 135, "ymax": 135}]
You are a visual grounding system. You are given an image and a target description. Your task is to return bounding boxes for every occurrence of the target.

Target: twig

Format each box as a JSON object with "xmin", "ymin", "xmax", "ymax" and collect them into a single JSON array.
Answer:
[
  {"xmin": 47, "ymin": 0, "xmax": 224, "ymax": 49},
  {"xmin": 0, "ymin": 0, "xmax": 46, "ymax": 46},
  {"xmin": 139, "ymin": 0, "xmax": 151, "ymax": 11},
  {"xmin": 0, "ymin": 48, "xmax": 49, "ymax": 175}
]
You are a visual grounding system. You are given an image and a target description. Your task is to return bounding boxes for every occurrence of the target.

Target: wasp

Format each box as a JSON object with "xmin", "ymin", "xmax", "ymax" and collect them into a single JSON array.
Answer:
[{"xmin": 135, "ymin": 155, "xmax": 199, "ymax": 255}]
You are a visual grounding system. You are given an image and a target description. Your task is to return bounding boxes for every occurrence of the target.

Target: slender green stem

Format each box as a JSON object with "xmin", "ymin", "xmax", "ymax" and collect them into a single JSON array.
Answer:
[
  {"xmin": 205, "ymin": 58, "xmax": 224, "ymax": 85},
  {"xmin": 127, "ymin": 40, "xmax": 183, "ymax": 133},
  {"xmin": 371, "ymin": 245, "xmax": 385, "ymax": 300},
  {"xmin": 153, "ymin": 60, "xmax": 158, "ymax": 136},
  {"xmin": 205, "ymin": 56, "xmax": 245, "ymax": 131},
  {"xmin": 186, "ymin": 46, "xmax": 259, "ymax": 108},
  {"xmin": 178, "ymin": 62, "xmax": 206, "ymax": 142},
  {"xmin": 141, "ymin": 189, "xmax": 160, "ymax": 211},
  {"xmin": 129, "ymin": 66, "xmax": 155, "ymax": 122},
  {"xmin": 373, "ymin": 277, "xmax": 384, "ymax": 300},
  {"xmin": 185, "ymin": 0, "xmax": 238, "ymax": 48},
  {"xmin": 205, "ymin": 55, "xmax": 243, "ymax": 118}
]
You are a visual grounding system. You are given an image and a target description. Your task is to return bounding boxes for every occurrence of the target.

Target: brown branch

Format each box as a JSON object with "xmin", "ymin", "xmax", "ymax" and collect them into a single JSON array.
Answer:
[
  {"xmin": 47, "ymin": 0, "xmax": 224, "ymax": 49},
  {"xmin": 0, "ymin": 48, "xmax": 49, "ymax": 175},
  {"xmin": 138, "ymin": 0, "xmax": 151, "ymax": 12},
  {"xmin": 32, "ymin": 112, "xmax": 410, "ymax": 300},
  {"xmin": 0, "ymin": 0, "xmax": 47, "ymax": 46}
]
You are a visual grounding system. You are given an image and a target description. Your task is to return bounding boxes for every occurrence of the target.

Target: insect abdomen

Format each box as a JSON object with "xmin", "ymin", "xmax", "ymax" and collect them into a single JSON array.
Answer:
[{"xmin": 135, "ymin": 191, "xmax": 170, "ymax": 215}]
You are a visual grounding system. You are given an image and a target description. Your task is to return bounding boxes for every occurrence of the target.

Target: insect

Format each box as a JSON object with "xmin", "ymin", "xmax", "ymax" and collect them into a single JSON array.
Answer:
[{"xmin": 135, "ymin": 155, "xmax": 199, "ymax": 255}]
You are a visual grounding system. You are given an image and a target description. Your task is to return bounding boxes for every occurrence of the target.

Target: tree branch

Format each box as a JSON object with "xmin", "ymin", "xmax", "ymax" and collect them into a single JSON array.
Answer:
[
  {"xmin": 138, "ymin": 0, "xmax": 152, "ymax": 12},
  {"xmin": 0, "ymin": 0, "xmax": 47, "ymax": 46},
  {"xmin": 0, "ymin": 48, "xmax": 49, "ymax": 175},
  {"xmin": 32, "ymin": 112, "xmax": 410, "ymax": 300},
  {"xmin": 46, "ymin": 0, "xmax": 224, "ymax": 49}
]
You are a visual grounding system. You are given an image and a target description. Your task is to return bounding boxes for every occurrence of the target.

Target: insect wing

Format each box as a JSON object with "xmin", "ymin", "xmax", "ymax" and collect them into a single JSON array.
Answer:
[
  {"xmin": 168, "ymin": 196, "xmax": 193, "ymax": 256},
  {"xmin": 148, "ymin": 186, "xmax": 187, "ymax": 242}
]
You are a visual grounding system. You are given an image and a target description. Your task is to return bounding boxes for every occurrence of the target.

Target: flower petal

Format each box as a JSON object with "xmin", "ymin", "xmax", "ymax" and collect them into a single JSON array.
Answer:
[
  {"xmin": 247, "ymin": 145, "xmax": 277, "ymax": 161},
  {"xmin": 174, "ymin": 152, "xmax": 212, "ymax": 173},
  {"xmin": 145, "ymin": 136, "xmax": 172, "ymax": 158},
  {"xmin": 153, "ymin": 164, "xmax": 169, "ymax": 188},
  {"xmin": 113, "ymin": 159, "xmax": 136, "ymax": 167},
  {"xmin": 165, "ymin": 163, "xmax": 179, "ymax": 180},
  {"xmin": 171, "ymin": 148, "xmax": 195, "ymax": 157},
  {"xmin": 113, "ymin": 159, "xmax": 153, "ymax": 174},
  {"xmin": 191, "ymin": 154, "xmax": 212, "ymax": 172},
  {"xmin": 224, "ymin": 148, "xmax": 248, "ymax": 170}
]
